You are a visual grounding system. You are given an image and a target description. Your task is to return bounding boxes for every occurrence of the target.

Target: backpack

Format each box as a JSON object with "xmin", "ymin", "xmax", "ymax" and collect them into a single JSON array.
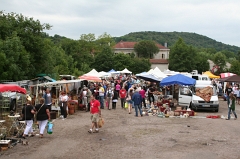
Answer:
[{"xmin": 107, "ymin": 90, "xmax": 112, "ymax": 97}]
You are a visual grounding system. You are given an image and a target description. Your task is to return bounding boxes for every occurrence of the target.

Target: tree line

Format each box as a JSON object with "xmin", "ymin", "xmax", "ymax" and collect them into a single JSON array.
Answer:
[
  {"xmin": 1, "ymin": 11, "xmax": 240, "ymax": 82},
  {"xmin": 0, "ymin": 11, "xmax": 151, "ymax": 81}
]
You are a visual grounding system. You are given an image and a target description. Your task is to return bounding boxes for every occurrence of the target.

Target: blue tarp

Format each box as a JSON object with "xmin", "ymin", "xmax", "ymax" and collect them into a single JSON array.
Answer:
[
  {"xmin": 160, "ymin": 74, "xmax": 196, "ymax": 86},
  {"xmin": 108, "ymin": 69, "xmax": 117, "ymax": 73}
]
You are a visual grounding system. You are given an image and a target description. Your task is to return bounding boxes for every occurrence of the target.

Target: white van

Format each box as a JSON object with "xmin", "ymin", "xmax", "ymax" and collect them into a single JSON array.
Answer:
[{"xmin": 178, "ymin": 80, "xmax": 219, "ymax": 112}]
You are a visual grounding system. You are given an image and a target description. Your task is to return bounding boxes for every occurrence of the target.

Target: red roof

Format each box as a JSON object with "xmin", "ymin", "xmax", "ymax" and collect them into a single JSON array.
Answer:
[
  {"xmin": 149, "ymin": 59, "xmax": 168, "ymax": 64},
  {"xmin": 114, "ymin": 42, "xmax": 136, "ymax": 48},
  {"xmin": 114, "ymin": 41, "xmax": 167, "ymax": 49}
]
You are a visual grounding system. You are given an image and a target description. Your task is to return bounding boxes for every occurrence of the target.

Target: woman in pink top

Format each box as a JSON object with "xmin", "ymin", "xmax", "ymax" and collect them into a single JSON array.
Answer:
[
  {"xmin": 139, "ymin": 86, "xmax": 146, "ymax": 108},
  {"xmin": 115, "ymin": 82, "xmax": 121, "ymax": 97}
]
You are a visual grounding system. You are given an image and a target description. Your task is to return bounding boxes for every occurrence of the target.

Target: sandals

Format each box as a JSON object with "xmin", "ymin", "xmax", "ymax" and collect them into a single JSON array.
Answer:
[
  {"xmin": 40, "ymin": 134, "xmax": 43, "ymax": 138},
  {"xmin": 88, "ymin": 130, "xmax": 92, "ymax": 134},
  {"xmin": 93, "ymin": 130, "xmax": 99, "ymax": 133}
]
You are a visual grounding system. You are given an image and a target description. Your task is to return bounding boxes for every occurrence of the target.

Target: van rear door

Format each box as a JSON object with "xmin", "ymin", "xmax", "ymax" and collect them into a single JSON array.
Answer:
[{"xmin": 178, "ymin": 86, "xmax": 192, "ymax": 107}]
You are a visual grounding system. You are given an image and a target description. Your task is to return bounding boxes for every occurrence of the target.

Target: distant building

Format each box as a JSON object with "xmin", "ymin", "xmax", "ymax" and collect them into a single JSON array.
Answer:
[{"xmin": 113, "ymin": 41, "xmax": 170, "ymax": 71}]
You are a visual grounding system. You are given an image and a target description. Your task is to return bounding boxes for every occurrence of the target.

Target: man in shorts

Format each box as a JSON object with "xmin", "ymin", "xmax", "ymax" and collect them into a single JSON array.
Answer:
[{"xmin": 88, "ymin": 94, "xmax": 101, "ymax": 133}]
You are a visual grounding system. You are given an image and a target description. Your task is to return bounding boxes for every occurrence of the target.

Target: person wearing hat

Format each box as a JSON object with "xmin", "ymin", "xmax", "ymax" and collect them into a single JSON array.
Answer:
[{"xmin": 22, "ymin": 95, "xmax": 35, "ymax": 138}]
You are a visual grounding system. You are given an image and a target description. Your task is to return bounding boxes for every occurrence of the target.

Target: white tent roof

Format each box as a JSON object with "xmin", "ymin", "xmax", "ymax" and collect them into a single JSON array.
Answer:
[
  {"xmin": 163, "ymin": 69, "xmax": 179, "ymax": 76},
  {"xmin": 147, "ymin": 69, "xmax": 154, "ymax": 74},
  {"xmin": 85, "ymin": 69, "xmax": 102, "ymax": 77},
  {"xmin": 99, "ymin": 71, "xmax": 110, "ymax": 77},
  {"xmin": 120, "ymin": 68, "xmax": 132, "ymax": 74},
  {"xmin": 152, "ymin": 67, "xmax": 167, "ymax": 79}
]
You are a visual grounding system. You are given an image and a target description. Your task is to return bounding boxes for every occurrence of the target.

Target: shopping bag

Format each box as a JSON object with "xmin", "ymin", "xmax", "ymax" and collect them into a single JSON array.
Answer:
[
  {"xmin": 106, "ymin": 101, "xmax": 108, "ymax": 108},
  {"xmin": 47, "ymin": 121, "xmax": 53, "ymax": 134},
  {"xmin": 98, "ymin": 118, "xmax": 104, "ymax": 128},
  {"xmin": 124, "ymin": 102, "xmax": 128, "ymax": 108}
]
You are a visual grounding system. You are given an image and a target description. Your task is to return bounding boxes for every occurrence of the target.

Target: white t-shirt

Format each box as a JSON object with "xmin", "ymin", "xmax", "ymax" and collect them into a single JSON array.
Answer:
[{"xmin": 233, "ymin": 86, "xmax": 238, "ymax": 95}]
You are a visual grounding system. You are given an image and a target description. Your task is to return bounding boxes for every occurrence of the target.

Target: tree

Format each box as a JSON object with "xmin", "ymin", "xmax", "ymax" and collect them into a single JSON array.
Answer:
[
  {"xmin": 113, "ymin": 53, "xmax": 133, "ymax": 71},
  {"xmin": 212, "ymin": 52, "xmax": 226, "ymax": 73},
  {"xmin": 134, "ymin": 40, "xmax": 159, "ymax": 58},
  {"xmin": 91, "ymin": 46, "xmax": 114, "ymax": 72},
  {"xmin": 229, "ymin": 60, "xmax": 240, "ymax": 75},
  {"xmin": 129, "ymin": 58, "xmax": 151, "ymax": 74},
  {"xmin": 0, "ymin": 32, "xmax": 30, "ymax": 80},
  {"xmin": 194, "ymin": 52, "xmax": 210, "ymax": 73},
  {"xmin": 0, "ymin": 11, "xmax": 52, "ymax": 79},
  {"xmin": 96, "ymin": 32, "xmax": 116, "ymax": 52},
  {"xmin": 169, "ymin": 38, "xmax": 197, "ymax": 72}
]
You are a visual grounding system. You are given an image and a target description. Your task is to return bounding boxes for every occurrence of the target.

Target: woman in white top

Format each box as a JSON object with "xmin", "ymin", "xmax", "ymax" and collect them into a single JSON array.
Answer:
[{"xmin": 59, "ymin": 91, "xmax": 69, "ymax": 119}]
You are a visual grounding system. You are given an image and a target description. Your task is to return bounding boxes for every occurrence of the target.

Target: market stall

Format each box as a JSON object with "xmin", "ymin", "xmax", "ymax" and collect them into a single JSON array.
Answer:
[
  {"xmin": 159, "ymin": 74, "xmax": 196, "ymax": 116},
  {"xmin": 34, "ymin": 80, "xmax": 83, "ymax": 116}
]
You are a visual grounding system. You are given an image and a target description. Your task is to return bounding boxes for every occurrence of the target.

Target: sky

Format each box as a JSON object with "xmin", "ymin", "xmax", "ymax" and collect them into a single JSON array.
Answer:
[{"xmin": 1, "ymin": 0, "xmax": 240, "ymax": 47}]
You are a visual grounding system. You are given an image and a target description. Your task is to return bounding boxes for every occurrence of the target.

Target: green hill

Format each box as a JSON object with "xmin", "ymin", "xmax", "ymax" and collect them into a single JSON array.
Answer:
[{"xmin": 114, "ymin": 31, "xmax": 240, "ymax": 53}]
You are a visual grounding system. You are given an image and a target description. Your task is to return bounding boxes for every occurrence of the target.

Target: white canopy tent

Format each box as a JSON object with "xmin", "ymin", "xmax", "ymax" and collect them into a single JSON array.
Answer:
[
  {"xmin": 163, "ymin": 69, "xmax": 179, "ymax": 76},
  {"xmin": 98, "ymin": 71, "xmax": 111, "ymax": 77},
  {"xmin": 147, "ymin": 69, "xmax": 154, "ymax": 75},
  {"xmin": 120, "ymin": 68, "xmax": 132, "ymax": 74},
  {"xmin": 152, "ymin": 67, "xmax": 167, "ymax": 79},
  {"xmin": 146, "ymin": 67, "xmax": 167, "ymax": 80},
  {"xmin": 85, "ymin": 69, "xmax": 102, "ymax": 77}
]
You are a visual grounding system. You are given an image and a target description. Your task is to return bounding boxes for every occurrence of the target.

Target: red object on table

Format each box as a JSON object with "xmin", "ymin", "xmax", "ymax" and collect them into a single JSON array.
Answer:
[
  {"xmin": 159, "ymin": 107, "xmax": 166, "ymax": 113},
  {"xmin": 174, "ymin": 110, "xmax": 195, "ymax": 116},
  {"xmin": 157, "ymin": 102, "xmax": 162, "ymax": 107}
]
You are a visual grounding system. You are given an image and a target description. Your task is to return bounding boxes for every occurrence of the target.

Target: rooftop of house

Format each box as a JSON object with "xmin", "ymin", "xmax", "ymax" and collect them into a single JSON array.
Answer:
[
  {"xmin": 114, "ymin": 41, "xmax": 168, "ymax": 49},
  {"xmin": 149, "ymin": 59, "xmax": 169, "ymax": 64}
]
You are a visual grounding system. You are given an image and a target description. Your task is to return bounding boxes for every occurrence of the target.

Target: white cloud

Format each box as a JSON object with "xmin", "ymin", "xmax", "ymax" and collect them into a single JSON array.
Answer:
[{"xmin": 1, "ymin": 0, "xmax": 240, "ymax": 47}]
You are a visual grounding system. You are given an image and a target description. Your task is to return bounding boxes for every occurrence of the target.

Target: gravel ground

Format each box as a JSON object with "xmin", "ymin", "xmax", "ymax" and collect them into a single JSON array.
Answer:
[{"xmin": 1, "ymin": 98, "xmax": 240, "ymax": 159}]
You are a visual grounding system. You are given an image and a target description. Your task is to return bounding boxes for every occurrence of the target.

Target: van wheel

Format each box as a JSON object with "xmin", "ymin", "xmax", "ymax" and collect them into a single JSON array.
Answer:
[{"xmin": 215, "ymin": 108, "xmax": 219, "ymax": 112}]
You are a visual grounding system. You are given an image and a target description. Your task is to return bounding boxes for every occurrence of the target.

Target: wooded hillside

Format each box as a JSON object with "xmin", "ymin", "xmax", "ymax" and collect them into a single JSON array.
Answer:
[{"xmin": 114, "ymin": 31, "xmax": 240, "ymax": 53}]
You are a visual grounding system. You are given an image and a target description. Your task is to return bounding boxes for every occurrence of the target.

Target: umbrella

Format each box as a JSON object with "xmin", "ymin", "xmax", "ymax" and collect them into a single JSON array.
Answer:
[
  {"xmin": 220, "ymin": 72, "xmax": 235, "ymax": 78},
  {"xmin": 136, "ymin": 74, "xmax": 162, "ymax": 82},
  {"xmin": 78, "ymin": 75, "xmax": 102, "ymax": 82},
  {"xmin": 219, "ymin": 75, "xmax": 240, "ymax": 82},
  {"xmin": 160, "ymin": 74, "xmax": 196, "ymax": 86},
  {"xmin": 0, "ymin": 84, "xmax": 27, "ymax": 94}
]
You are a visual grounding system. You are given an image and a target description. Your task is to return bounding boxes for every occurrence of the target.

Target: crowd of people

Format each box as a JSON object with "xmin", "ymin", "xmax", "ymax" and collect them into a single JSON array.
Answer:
[
  {"xmin": 19, "ymin": 74, "xmax": 240, "ymax": 137},
  {"xmin": 19, "ymin": 74, "xmax": 165, "ymax": 137}
]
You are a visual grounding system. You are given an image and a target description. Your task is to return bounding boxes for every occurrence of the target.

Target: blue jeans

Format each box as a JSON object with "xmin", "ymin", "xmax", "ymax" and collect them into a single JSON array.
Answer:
[
  {"xmin": 99, "ymin": 96, "xmax": 104, "ymax": 108},
  {"xmin": 134, "ymin": 104, "xmax": 142, "ymax": 117},
  {"xmin": 227, "ymin": 107, "xmax": 237, "ymax": 119}
]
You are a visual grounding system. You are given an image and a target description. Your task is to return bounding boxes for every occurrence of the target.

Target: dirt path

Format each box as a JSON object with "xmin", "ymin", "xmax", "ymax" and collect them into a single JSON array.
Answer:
[{"xmin": 1, "ymin": 98, "xmax": 240, "ymax": 159}]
